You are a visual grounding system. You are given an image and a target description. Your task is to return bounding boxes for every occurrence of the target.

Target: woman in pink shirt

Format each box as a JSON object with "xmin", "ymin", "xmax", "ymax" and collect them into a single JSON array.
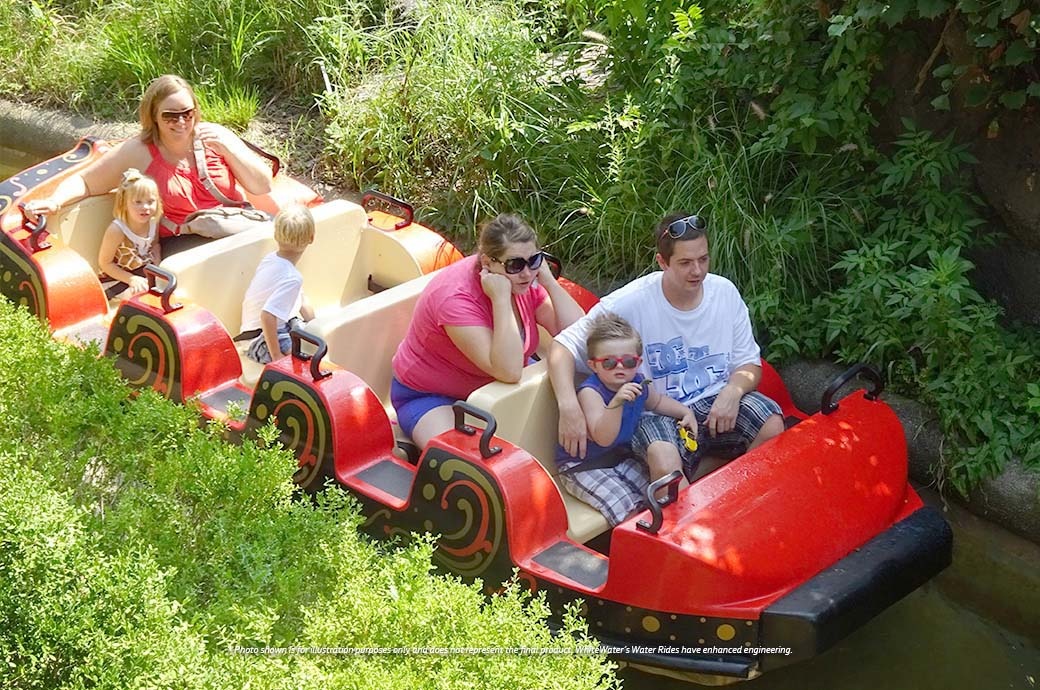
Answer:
[{"xmin": 392, "ymin": 214, "xmax": 585, "ymax": 448}]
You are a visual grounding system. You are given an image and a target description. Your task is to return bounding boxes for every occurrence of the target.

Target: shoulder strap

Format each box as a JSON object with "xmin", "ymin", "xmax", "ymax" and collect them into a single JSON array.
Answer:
[{"xmin": 192, "ymin": 138, "xmax": 250, "ymax": 208}]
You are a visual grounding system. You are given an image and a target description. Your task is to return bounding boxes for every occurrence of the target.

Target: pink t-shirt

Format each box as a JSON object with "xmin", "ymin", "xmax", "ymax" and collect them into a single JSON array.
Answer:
[
  {"xmin": 145, "ymin": 141, "xmax": 245, "ymax": 234},
  {"xmin": 392, "ymin": 255, "xmax": 548, "ymax": 399}
]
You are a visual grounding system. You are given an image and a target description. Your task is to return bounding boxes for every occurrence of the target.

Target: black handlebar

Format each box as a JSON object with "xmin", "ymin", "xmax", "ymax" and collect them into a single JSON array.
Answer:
[
  {"xmin": 451, "ymin": 402, "xmax": 502, "ymax": 459},
  {"xmin": 821, "ymin": 363, "xmax": 884, "ymax": 414},
  {"xmin": 290, "ymin": 326, "xmax": 333, "ymax": 382}
]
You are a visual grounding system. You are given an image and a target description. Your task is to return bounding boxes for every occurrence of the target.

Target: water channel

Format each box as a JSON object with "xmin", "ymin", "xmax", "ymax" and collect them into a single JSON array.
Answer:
[{"xmin": 2, "ymin": 144, "xmax": 1038, "ymax": 688}]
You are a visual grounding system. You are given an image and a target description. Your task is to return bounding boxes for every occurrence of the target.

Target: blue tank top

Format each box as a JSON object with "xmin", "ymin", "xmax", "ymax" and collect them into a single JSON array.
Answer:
[{"xmin": 555, "ymin": 373, "xmax": 648, "ymax": 472}]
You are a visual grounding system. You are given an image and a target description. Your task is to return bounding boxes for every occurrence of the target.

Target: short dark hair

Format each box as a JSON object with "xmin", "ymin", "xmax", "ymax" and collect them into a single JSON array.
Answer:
[{"xmin": 654, "ymin": 211, "xmax": 708, "ymax": 261}]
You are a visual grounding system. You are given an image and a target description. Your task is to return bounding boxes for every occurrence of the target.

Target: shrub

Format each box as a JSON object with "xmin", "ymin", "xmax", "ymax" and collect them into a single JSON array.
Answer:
[{"xmin": 0, "ymin": 300, "xmax": 616, "ymax": 689}]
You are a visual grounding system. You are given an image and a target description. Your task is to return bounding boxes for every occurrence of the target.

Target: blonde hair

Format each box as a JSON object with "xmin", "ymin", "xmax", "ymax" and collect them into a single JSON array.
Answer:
[
  {"xmin": 478, "ymin": 213, "xmax": 537, "ymax": 259},
  {"xmin": 274, "ymin": 204, "xmax": 315, "ymax": 250},
  {"xmin": 585, "ymin": 312, "xmax": 642, "ymax": 358},
  {"xmin": 113, "ymin": 169, "xmax": 162, "ymax": 225},
  {"xmin": 139, "ymin": 74, "xmax": 199, "ymax": 145}
]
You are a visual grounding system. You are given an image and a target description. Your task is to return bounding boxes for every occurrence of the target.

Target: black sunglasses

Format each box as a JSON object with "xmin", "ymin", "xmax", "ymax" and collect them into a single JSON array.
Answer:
[
  {"xmin": 664, "ymin": 214, "xmax": 707, "ymax": 239},
  {"xmin": 491, "ymin": 251, "xmax": 545, "ymax": 274}
]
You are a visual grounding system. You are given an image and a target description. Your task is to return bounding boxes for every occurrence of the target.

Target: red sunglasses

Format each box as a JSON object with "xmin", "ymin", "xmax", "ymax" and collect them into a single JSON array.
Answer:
[{"xmin": 590, "ymin": 354, "xmax": 642, "ymax": 370}]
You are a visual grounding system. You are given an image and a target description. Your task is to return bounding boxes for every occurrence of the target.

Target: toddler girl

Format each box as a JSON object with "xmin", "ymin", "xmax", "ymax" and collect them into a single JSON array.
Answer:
[{"xmin": 97, "ymin": 168, "xmax": 162, "ymax": 301}]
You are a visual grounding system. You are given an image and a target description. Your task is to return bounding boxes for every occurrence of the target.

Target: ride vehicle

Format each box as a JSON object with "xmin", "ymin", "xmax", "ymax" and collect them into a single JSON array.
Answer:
[{"xmin": 1, "ymin": 141, "xmax": 953, "ymax": 683}]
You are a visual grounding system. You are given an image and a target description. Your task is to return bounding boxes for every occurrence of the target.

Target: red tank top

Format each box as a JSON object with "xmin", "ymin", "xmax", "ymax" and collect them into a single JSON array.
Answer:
[{"xmin": 145, "ymin": 141, "xmax": 245, "ymax": 235}]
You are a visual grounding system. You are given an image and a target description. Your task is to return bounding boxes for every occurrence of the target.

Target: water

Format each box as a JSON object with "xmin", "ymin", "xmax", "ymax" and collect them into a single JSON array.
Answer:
[
  {"xmin": 0, "ymin": 145, "xmax": 39, "ymax": 180},
  {"xmin": 620, "ymin": 582, "xmax": 1039, "ymax": 689},
  {"xmin": 1, "ymin": 144, "xmax": 1038, "ymax": 690}
]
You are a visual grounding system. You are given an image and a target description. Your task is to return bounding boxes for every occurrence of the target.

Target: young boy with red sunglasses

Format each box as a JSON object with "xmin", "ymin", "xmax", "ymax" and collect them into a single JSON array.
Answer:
[{"xmin": 555, "ymin": 313, "xmax": 696, "ymax": 527}]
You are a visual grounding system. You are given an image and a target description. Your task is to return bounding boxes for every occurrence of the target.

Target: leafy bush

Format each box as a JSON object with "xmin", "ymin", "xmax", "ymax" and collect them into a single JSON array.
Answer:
[{"xmin": 0, "ymin": 300, "xmax": 616, "ymax": 689}]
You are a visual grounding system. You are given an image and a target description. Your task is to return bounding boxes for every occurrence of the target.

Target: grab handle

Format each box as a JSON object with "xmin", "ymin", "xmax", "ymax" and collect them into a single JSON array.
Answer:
[
  {"xmin": 362, "ymin": 190, "xmax": 414, "ymax": 230},
  {"xmin": 290, "ymin": 326, "xmax": 333, "ymax": 382},
  {"xmin": 452, "ymin": 402, "xmax": 502, "ymax": 459},
  {"xmin": 821, "ymin": 363, "xmax": 884, "ymax": 414},
  {"xmin": 144, "ymin": 265, "xmax": 181, "ymax": 314},
  {"xmin": 18, "ymin": 203, "xmax": 51, "ymax": 252},
  {"xmin": 637, "ymin": 470, "xmax": 683, "ymax": 535}
]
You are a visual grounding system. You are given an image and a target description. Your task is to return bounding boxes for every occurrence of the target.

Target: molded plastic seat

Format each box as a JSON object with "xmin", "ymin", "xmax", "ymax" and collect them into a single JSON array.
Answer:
[{"xmin": 468, "ymin": 362, "xmax": 610, "ymax": 544}]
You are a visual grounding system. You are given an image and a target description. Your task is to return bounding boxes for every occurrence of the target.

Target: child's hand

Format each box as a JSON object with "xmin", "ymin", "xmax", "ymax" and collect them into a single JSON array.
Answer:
[
  {"xmin": 608, "ymin": 382, "xmax": 643, "ymax": 408},
  {"xmin": 678, "ymin": 412, "xmax": 697, "ymax": 436},
  {"xmin": 128, "ymin": 275, "xmax": 149, "ymax": 295}
]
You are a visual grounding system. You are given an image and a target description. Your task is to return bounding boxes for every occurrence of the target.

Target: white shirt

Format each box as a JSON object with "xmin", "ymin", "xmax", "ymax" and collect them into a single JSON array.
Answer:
[
  {"xmin": 555, "ymin": 272, "xmax": 761, "ymax": 405},
  {"xmin": 240, "ymin": 253, "xmax": 304, "ymax": 332}
]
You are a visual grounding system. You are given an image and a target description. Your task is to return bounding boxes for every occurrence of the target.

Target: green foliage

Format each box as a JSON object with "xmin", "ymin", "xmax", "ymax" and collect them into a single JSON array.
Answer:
[
  {"xmin": 782, "ymin": 123, "xmax": 1040, "ymax": 493},
  {"xmin": 1, "ymin": 0, "xmax": 1036, "ymax": 493},
  {"xmin": 0, "ymin": 301, "xmax": 616, "ymax": 689}
]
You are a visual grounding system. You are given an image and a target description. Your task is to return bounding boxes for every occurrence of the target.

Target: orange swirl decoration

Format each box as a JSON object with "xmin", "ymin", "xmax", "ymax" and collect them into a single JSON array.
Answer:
[
  {"xmin": 415, "ymin": 455, "xmax": 506, "ymax": 579},
  {"xmin": 106, "ymin": 307, "xmax": 178, "ymax": 399},
  {"xmin": 248, "ymin": 373, "xmax": 331, "ymax": 490}
]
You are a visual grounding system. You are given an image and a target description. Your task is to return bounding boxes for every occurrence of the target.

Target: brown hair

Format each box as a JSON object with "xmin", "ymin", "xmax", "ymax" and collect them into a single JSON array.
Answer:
[
  {"xmin": 138, "ymin": 74, "xmax": 199, "ymax": 145},
  {"xmin": 113, "ymin": 168, "xmax": 162, "ymax": 225},
  {"xmin": 654, "ymin": 211, "xmax": 708, "ymax": 261},
  {"xmin": 478, "ymin": 213, "xmax": 537, "ymax": 259},
  {"xmin": 585, "ymin": 312, "xmax": 642, "ymax": 358}
]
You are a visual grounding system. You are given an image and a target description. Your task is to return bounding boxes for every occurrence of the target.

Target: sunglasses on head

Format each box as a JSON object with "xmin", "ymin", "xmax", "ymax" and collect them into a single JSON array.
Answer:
[
  {"xmin": 664, "ymin": 214, "xmax": 707, "ymax": 239},
  {"xmin": 160, "ymin": 108, "xmax": 195, "ymax": 123},
  {"xmin": 490, "ymin": 251, "xmax": 544, "ymax": 274},
  {"xmin": 590, "ymin": 354, "xmax": 642, "ymax": 370}
]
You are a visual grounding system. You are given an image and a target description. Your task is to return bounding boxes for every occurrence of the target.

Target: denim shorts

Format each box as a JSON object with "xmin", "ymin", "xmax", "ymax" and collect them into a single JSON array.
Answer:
[{"xmin": 390, "ymin": 377, "xmax": 458, "ymax": 438}]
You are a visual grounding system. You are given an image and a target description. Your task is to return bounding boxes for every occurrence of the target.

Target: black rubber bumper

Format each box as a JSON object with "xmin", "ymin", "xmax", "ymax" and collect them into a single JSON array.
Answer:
[{"xmin": 758, "ymin": 505, "xmax": 953, "ymax": 671}]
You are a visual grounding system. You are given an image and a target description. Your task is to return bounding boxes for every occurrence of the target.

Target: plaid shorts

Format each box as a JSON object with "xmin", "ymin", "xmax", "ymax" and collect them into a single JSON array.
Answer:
[
  {"xmin": 558, "ymin": 456, "xmax": 650, "ymax": 527},
  {"xmin": 632, "ymin": 390, "xmax": 782, "ymax": 474}
]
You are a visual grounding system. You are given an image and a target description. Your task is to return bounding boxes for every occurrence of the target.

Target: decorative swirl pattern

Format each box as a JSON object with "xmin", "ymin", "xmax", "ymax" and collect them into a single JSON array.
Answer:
[
  {"xmin": 424, "ymin": 458, "xmax": 505, "ymax": 578},
  {"xmin": 250, "ymin": 375, "xmax": 330, "ymax": 490},
  {"xmin": 0, "ymin": 138, "xmax": 95, "ymax": 216},
  {"xmin": 106, "ymin": 308, "xmax": 178, "ymax": 399},
  {"xmin": 0, "ymin": 232, "xmax": 45, "ymax": 319}
]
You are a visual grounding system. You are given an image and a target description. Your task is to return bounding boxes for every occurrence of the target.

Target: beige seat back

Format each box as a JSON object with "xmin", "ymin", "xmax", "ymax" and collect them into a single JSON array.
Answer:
[
  {"xmin": 160, "ymin": 225, "xmax": 277, "ymax": 335},
  {"xmin": 160, "ymin": 200, "xmax": 372, "ymax": 334},
  {"xmin": 467, "ymin": 363, "xmax": 611, "ymax": 543},
  {"xmin": 308, "ymin": 271, "xmax": 438, "ymax": 405},
  {"xmin": 292, "ymin": 200, "xmax": 367, "ymax": 314},
  {"xmin": 53, "ymin": 194, "xmax": 117, "ymax": 273}
]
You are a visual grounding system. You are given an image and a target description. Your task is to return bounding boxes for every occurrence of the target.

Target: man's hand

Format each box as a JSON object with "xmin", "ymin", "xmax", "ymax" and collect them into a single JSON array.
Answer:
[
  {"xmin": 558, "ymin": 400, "xmax": 588, "ymax": 459},
  {"xmin": 706, "ymin": 384, "xmax": 742, "ymax": 437}
]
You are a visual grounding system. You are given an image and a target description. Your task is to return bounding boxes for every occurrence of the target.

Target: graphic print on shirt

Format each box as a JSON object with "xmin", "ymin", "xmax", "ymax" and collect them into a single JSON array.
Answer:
[{"xmin": 644, "ymin": 339, "xmax": 728, "ymax": 404}]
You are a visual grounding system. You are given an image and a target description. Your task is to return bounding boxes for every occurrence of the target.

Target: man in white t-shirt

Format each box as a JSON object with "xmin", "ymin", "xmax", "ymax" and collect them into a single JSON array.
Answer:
[{"xmin": 549, "ymin": 212, "xmax": 784, "ymax": 488}]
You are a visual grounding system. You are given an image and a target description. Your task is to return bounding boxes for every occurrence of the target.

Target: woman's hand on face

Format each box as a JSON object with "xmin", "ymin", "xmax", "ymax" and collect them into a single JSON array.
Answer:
[
  {"xmin": 536, "ymin": 258, "xmax": 557, "ymax": 286},
  {"xmin": 480, "ymin": 267, "xmax": 513, "ymax": 302}
]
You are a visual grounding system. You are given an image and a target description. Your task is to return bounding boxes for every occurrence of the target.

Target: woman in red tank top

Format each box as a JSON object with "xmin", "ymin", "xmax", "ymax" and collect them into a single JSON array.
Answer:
[{"xmin": 24, "ymin": 74, "xmax": 272, "ymax": 240}]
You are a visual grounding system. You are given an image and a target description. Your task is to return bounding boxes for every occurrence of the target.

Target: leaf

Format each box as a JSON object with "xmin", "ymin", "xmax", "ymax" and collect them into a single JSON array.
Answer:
[
  {"xmin": 930, "ymin": 93, "xmax": 951, "ymax": 110},
  {"xmin": 882, "ymin": 0, "xmax": 913, "ymax": 25},
  {"xmin": 973, "ymin": 32, "xmax": 999, "ymax": 48},
  {"xmin": 932, "ymin": 63, "xmax": 955, "ymax": 78},
  {"xmin": 1003, "ymin": 39, "xmax": 1033, "ymax": 66},
  {"xmin": 917, "ymin": 0, "xmax": 951, "ymax": 19},
  {"xmin": 999, "ymin": 90, "xmax": 1026, "ymax": 109}
]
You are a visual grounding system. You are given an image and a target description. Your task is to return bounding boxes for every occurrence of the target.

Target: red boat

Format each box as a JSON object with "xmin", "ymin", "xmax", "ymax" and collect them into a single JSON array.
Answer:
[{"xmin": 1, "ymin": 140, "xmax": 952, "ymax": 683}]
